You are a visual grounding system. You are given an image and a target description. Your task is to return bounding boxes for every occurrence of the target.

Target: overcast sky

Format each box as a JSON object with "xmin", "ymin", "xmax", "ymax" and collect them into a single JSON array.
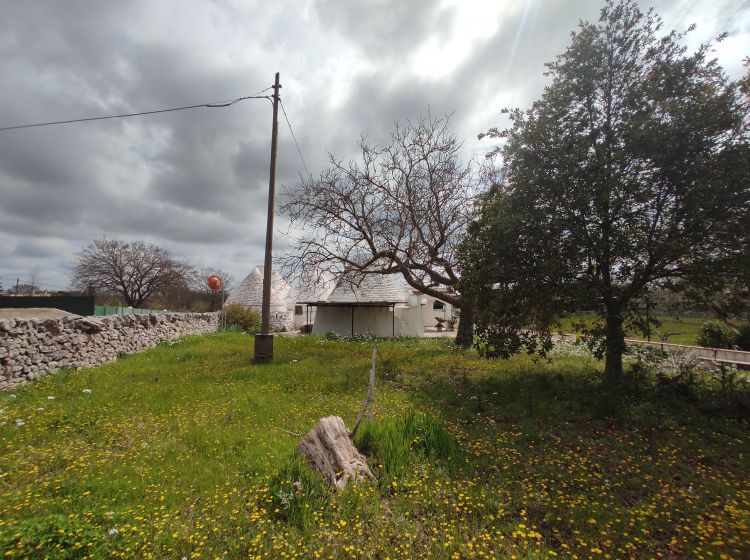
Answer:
[{"xmin": 1, "ymin": 0, "xmax": 747, "ymax": 293}]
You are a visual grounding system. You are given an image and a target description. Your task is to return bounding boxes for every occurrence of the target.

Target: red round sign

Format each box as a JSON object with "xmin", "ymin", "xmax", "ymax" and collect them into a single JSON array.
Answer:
[{"xmin": 207, "ymin": 275, "xmax": 223, "ymax": 292}]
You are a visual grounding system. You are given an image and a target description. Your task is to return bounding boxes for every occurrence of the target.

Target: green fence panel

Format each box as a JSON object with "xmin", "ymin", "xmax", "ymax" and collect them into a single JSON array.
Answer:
[{"xmin": 94, "ymin": 306, "xmax": 167, "ymax": 316}]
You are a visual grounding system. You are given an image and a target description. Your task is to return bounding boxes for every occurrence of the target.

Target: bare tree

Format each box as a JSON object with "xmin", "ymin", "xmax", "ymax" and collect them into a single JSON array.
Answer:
[
  {"xmin": 71, "ymin": 238, "xmax": 192, "ymax": 308},
  {"xmin": 27, "ymin": 267, "xmax": 39, "ymax": 295},
  {"xmin": 281, "ymin": 113, "xmax": 477, "ymax": 347},
  {"xmin": 191, "ymin": 267, "xmax": 235, "ymax": 311}
]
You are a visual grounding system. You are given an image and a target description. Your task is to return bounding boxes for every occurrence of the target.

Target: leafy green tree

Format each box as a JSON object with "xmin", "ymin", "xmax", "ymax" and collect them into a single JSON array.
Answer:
[{"xmin": 460, "ymin": 0, "xmax": 750, "ymax": 380}]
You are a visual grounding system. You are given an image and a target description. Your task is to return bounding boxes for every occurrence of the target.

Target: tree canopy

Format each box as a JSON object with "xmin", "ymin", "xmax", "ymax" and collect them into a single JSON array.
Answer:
[{"xmin": 459, "ymin": 0, "xmax": 750, "ymax": 378}]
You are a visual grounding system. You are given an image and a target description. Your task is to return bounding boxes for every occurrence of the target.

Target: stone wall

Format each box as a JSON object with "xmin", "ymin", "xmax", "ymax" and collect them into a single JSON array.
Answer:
[
  {"xmin": 269, "ymin": 310, "xmax": 293, "ymax": 332},
  {"xmin": 0, "ymin": 312, "xmax": 219, "ymax": 390}
]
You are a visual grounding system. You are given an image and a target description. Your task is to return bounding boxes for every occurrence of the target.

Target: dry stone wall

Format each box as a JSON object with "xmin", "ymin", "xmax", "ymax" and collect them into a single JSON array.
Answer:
[
  {"xmin": 0, "ymin": 312, "xmax": 219, "ymax": 390},
  {"xmin": 269, "ymin": 310, "xmax": 293, "ymax": 332}
]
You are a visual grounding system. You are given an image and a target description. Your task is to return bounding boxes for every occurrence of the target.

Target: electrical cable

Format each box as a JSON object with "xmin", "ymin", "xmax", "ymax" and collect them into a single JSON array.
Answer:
[
  {"xmin": 666, "ymin": 0, "xmax": 691, "ymax": 30},
  {"xmin": 716, "ymin": 0, "xmax": 748, "ymax": 33},
  {"xmin": 673, "ymin": 0, "xmax": 700, "ymax": 30},
  {"xmin": 279, "ymin": 98, "xmax": 313, "ymax": 180},
  {"xmin": 0, "ymin": 88, "xmax": 274, "ymax": 132}
]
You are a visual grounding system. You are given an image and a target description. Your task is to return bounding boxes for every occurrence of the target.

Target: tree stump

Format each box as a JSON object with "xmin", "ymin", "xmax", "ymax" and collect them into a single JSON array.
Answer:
[{"xmin": 297, "ymin": 416, "xmax": 375, "ymax": 490}]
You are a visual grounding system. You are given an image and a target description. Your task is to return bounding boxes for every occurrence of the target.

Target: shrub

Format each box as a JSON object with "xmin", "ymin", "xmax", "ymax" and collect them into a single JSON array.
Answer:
[
  {"xmin": 323, "ymin": 331, "xmax": 379, "ymax": 343},
  {"xmin": 223, "ymin": 304, "xmax": 260, "ymax": 332},
  {"xmin": 696, "ymin": 321, "xmax": 732, "ymax": 349},
  {"xmin": 548, "ymin": 341, "xmax": 594, "ymax": 359},
  {"xmin": 653, "ymin": 349, "xmax": 705, "ymax": 391},
  {"xmin": 732, "ymin": 323, "xmax": 750, "ymax": 351}
]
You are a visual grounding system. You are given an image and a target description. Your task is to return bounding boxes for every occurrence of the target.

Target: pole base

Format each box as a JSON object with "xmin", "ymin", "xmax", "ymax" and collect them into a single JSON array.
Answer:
[{"xmin": 253, "ymin": 333, "xmax": 274, "ymax": 363}]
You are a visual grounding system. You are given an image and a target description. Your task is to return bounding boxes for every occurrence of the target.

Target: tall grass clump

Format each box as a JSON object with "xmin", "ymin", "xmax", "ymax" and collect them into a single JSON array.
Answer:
[
  {"xmin": 355, "ymin": 411, "xmax": 460, "ymax": 482},
  {"xmin": 267, "ymin": 455, "xmax": 332, "ymax": 530}
]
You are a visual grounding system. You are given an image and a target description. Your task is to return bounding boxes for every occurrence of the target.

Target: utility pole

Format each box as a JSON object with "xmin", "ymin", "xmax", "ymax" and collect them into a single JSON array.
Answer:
[{"xmin": 254, "ymin": 72, "xmax": 281, "ymax": 363}]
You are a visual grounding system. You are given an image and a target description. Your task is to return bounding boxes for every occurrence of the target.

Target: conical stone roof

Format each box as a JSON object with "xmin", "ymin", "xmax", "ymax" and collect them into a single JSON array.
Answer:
[
  {"xmin": 287, "ymin": 271, "xmax": 335, "ymax": 306},
  {"xmin": 224, "ymin": 266, "xmax": 289, "ymax": 311},
  {"xmin": 325, "ymin": 273, "xmax": 408, "ymax": 303}
]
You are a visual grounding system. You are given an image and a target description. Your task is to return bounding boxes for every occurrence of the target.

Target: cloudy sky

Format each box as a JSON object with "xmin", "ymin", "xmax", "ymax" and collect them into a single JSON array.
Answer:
[{"xmin": 1, "ymin": 0, "xmax": 747, "ymax": 293}]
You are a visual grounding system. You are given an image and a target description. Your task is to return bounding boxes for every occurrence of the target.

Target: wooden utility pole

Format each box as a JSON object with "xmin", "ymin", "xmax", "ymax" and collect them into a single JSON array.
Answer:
[{"xmin": 254, "ymin": 72, "xmax": 281, "ymax": 363}]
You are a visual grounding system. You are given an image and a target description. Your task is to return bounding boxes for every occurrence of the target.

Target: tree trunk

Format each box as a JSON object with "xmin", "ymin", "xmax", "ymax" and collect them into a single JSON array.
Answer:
[
  {"xmin": 297, "ymin": 416, "xmax": 375, "ymax": 490},
  {"xmin": 603, "ymin": 310, "xmax": 625, "ymax": 381},
  {"xmin": 455, "ymin": 301, "xmax": 475, "ymax": 348}
]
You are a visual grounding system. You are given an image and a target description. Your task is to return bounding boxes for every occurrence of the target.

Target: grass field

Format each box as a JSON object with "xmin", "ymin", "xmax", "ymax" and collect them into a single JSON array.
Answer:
[
  {"xmin": 1, "ymin": 333, "xmax": 748, "ymax": 559},
  {"xmin": 556, "ymin": 315, "xmax": 706, "ymax": 345}
]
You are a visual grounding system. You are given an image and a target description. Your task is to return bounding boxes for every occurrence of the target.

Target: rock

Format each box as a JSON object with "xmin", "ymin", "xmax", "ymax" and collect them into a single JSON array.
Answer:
[
  {"xmin": 297, "ymin": 416, "xmax": 375, "ymax": 490},
  {"xmin": 1, "ymin": 312, "xmax": 220, "ymax": 389},
  {"xmin": 74, "ymin": 317, "xmax": 104, "ymax": 334},
  {"xmin": 42, "ymin": 319, "xmax": 63, "ymax": 335}
]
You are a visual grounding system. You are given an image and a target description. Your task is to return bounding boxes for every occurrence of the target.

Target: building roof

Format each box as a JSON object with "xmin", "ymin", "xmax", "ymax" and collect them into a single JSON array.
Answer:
[
  {"xmin": 287, "ymin": 271, "xmax": 334, "ymax": 307},
  {"xmin": 224, "ymin": 266, "xmax": 289, "ymax": 311},
  {"xmin": 304, "ymin": 273, "xmax": 408, "ymax": 305}
]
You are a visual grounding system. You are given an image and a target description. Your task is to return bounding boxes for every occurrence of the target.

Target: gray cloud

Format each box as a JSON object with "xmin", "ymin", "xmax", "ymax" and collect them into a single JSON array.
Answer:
[
  {"xmin": 313, "ymin": 0, "xmax": 456, "ymax": 61},
  {"xmin": 0, "ymin": 0, "xmax": 745, "ymax": 291}
]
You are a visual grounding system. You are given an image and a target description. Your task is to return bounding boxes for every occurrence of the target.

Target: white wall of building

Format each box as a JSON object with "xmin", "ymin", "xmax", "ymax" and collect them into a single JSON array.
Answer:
[
  {"xmin": 416, "ymin": 295, "xmax": 453, "ymax": 329},
  {"xmin": 291, "ymin": 304, "xmax": 318, "ymax": 330},
  {"xmin": 394, "ymin": 304, "xmax": 424, "ymax": 337},
  {"xmin": 312, "ymin": 306, "xmax": 414, "ymax": 337}
]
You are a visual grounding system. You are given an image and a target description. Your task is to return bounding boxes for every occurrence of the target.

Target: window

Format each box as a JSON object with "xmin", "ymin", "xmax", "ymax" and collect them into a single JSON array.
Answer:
[
  {"xmin": 294, "ymin": 305, "xmax": 303, "ymax": 315},
  {"xmin": 433, "ymin": 301, "xmax": 445, "ymax": 310}
]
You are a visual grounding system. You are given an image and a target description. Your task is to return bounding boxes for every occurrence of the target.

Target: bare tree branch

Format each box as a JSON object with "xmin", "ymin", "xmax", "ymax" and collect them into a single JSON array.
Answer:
[{"xmin": 71, "ymin": 238, "xmax": 192, "ymax": 308}]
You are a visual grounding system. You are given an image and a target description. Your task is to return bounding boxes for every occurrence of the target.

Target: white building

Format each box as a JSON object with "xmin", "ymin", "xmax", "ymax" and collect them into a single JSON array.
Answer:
[
  {"xmin": 285, "ymin": 273, "xmax": 334, "ymax": 330},
  {"xmin": 410, "ymin": 292, "xmax": 456, "ymax": 331},
  {"xmin": 301, "ymin": 273, "xmax": 424, "ymax": 337},
  {"xmin": 224, "ymin": 266, "xmax": 293, "ymax": 330}
]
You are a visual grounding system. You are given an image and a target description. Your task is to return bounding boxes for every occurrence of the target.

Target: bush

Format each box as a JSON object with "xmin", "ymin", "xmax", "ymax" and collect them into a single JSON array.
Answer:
[
  {"xmin": 323, "ymin": 331, "xmax": 379, "ymax": 343},
  {"xmin": 223, "ymin": 304, "xmax": 260, "ymax": 332},
  {"xmin": 732, "ymin": 323, "xmax": 750, "ymax": 351},
  {"xmin": 696, "ymin": 321, "xmax": 733, "ymax": 349}
]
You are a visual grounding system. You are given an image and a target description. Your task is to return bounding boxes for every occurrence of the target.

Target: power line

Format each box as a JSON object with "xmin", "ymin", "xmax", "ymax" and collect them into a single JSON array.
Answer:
[
  {"xmin": 716, "ymin": 0, "xmax": 748, "ymax": 33},
  {"xmin": 666, "ymin": 0, "xmax": 691, "ymax": 29},
  {"xmin": 673, "ymin": 0, "xmax": 699, "ymax": 30},
  {"xmin": 0, "ymin": 87, "xmax": 274, "ymax": 132},
  {"xmin": 279, "ymin": 98, "xmax": 312, "ymax": 179}
]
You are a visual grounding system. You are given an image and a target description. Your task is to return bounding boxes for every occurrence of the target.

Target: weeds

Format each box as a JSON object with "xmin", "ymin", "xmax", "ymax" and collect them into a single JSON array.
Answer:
[
  {"xmin": 0, "ymin": 333, "xmax": 747, "ymax": 559},
  {"xmin": 355, "ymin": 412, "xmax": 461, "ymax": 484},
  {"xmin": 268, "ymin": 455, "xmax": 332, "ymax": 530}
]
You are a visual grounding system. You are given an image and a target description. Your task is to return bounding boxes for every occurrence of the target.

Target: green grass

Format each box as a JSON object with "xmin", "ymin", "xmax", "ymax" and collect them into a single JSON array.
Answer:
[
  {"xmin": 0, "ymin": 333, "xmax": 748, "ymax": 559},
  {"xmin": 557, "ymin": 314, "xmax": 706, "ymax": 345}
]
